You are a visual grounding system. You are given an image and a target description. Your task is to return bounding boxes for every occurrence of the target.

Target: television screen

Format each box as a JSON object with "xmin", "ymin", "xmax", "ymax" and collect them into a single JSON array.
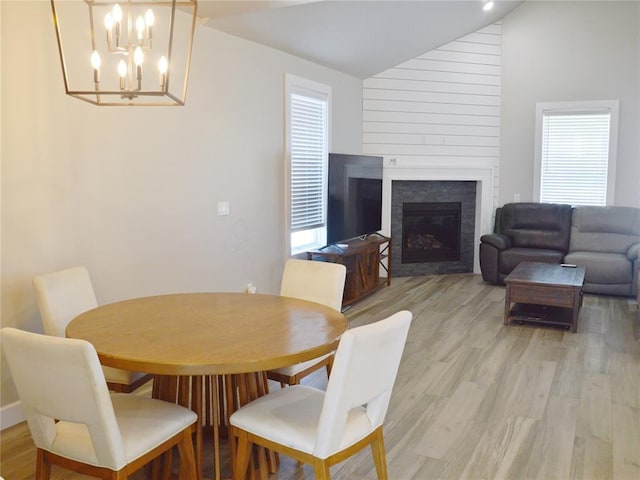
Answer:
[{"xmin": 327, "ymin": 153, "xmax": 383, "ymax": 245}]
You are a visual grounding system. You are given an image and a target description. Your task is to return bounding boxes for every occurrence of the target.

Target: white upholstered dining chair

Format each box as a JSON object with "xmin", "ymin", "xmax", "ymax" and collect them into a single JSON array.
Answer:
[
  {"xmin": 33, "ymin": 266, "xmax": 152, "ymax": 393},
  {"xmin": 231, "ymin": 310, "xmax": 412, "ymax": 480},
  {"xmin": 1, "ymin": 327, "xmax": 198, "ymax": 480},
  {"xmin": 266, "ymin": 259, "xmax": 347, "ymax": 386}
]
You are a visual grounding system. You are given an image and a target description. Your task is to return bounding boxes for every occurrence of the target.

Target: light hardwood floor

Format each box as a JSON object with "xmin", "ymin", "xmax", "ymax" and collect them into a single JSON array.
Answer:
[{"xmin": 2, "ymin": 273, "xmax": 639, "ymax": 479}]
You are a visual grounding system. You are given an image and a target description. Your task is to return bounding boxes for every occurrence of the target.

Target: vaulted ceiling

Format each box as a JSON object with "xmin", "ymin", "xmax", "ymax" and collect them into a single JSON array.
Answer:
[{"xmin": 197, "ymin": 0, "xmax": 523, "ymax": 78}]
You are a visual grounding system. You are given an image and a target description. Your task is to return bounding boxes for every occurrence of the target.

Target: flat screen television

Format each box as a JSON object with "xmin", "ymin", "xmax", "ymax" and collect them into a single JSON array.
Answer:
[{"xmin": 327, "ymin": 153, "xmax": 383, "ymax": 245}]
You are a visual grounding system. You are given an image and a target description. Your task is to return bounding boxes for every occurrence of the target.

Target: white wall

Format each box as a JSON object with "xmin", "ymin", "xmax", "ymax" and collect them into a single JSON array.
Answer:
[
  {"xmin": 501, "ymin": 1, "xmax": 640, "ymax": 207},
  {"xmin": 0, "ymin": 1, "xmax": 362, "ymax": 407}
]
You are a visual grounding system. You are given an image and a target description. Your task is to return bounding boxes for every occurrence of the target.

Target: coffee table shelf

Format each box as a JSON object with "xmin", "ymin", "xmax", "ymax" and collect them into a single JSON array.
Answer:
[{"xmin": 508, "ymin": 303, "xmax": 574, "ymax": 329}]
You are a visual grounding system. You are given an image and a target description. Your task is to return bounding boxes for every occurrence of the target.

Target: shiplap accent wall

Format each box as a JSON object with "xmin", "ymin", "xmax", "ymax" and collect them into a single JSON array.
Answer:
[{"xmin": 363, "ymin": 23, "xmax": 502, "ymax": 202}]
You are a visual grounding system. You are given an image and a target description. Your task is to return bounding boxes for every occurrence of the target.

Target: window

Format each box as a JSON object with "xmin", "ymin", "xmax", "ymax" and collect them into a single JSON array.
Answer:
[
  {"xmin": 285, "ymin": 74, "xmax": 331, "ymax": 255},
  {"xmin": 534, "ymin": 101, "xmax": 618, "ymax": 206}
]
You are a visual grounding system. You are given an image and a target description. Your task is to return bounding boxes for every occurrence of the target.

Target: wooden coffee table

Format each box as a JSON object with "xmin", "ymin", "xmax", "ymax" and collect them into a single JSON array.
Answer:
[{"xmin": 504, "ymin": 262, "xmax": 586, "ymax": 332}]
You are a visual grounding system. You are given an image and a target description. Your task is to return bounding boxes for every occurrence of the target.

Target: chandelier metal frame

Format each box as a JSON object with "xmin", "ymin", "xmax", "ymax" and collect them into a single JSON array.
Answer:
[{"xmin": 51, "ymin": 0, "xmax": 198, "ymax": 106}]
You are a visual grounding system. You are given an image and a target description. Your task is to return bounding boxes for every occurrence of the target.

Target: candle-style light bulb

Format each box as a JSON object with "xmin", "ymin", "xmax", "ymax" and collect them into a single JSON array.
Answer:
[
  {"xmin": 144, "ymin": 9, "xmax": 154, "ymax": 47},
  {"xmin": 144, "ymin": 9, "xmax": 155, "ymax": 27},
  {"xmin": 158, "ymin": 56, "xmax": 168, "ymax": 74},
  {"xmin": 91, "ymin": 50, "xmax": 101, "ymax": 84},
  {"xmin": 118, "ymin": 59, "xmax": 127, "ymax": 90},
  {"xmin": 104, "ymin": 12, "xmax": 113, "ymax": 30},
  {"xmin": 112, "ymin": 3, "xmax": 122, "ymax": 22},
  {"xmin": 104, "ymin": 12, "xmax": 114, "ymax": 46},
  {"xmin": 134, "ymin": 46, "xmax": 144, "ymax": 67},
  {"xmin": 136, "ymin": 15, "xmax": 145, "ymax": 42},
  {"xmin": 91, "ymin": 50, "xmax": 101, "ymax": 69},
  {"xmin": 112, "ymin": 3, "xmax": 122, "ymax": 47},
  {"xmin": 134, "ymin": 46, "xmax": 144, "ymax": 89},
  {"xmin": 158, "ymin": 56, "xmax": 168, "ymax": 90},
  {"xmin": 118, "ymin": 59, "xmax": 128, "ymax": 76}
]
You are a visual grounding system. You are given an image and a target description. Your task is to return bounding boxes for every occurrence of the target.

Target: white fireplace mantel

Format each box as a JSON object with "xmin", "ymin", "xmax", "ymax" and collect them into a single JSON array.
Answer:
[{"xmin": 380, "ymin": 157, "xmax": 497, "ymax": 274}]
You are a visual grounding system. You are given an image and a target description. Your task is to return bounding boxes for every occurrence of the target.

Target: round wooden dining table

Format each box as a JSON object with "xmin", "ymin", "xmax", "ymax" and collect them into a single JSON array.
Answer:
[{"xmin": 66, "ymin": 292, "xmax": 348, "ymax": 480}]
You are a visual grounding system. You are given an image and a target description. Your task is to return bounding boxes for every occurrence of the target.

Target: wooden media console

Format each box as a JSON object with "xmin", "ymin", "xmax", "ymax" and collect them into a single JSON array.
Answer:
[{"xmin": 307, "ymin": 234, "xmax": 391, "ymax": 307}]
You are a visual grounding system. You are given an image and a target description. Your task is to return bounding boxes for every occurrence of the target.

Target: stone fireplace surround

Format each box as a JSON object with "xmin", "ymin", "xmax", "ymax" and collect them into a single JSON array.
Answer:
[
  {"xmin": 379, "ymin": 157, "xmax": 496, "ymax": 275},
  {"xmin": 392, "ymin": 181, "xmax": 476, "ymax": 276}
]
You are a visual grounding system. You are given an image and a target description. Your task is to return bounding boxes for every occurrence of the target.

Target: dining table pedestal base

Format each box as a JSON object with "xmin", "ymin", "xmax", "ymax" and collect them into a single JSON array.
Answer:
[{"xmin": 152, "ymin": 373, "xmax": 278, "ymax": 480}]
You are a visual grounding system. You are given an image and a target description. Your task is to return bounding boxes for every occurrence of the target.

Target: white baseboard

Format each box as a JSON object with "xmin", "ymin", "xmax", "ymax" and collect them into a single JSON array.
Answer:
[{"xmin": 1, "ymin": 400, "xmax": 25, "ymax": 430}]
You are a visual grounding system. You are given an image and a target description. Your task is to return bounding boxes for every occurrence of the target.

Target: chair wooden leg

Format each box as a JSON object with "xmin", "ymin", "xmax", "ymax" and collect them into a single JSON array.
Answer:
[
  {"xmin": 312, "ymin": 458, "xmax": 331, "ymax": 480},
  {"xmin": 149, "ymin": 456, "xmax": 162, "ymax": 480},
  {"xmin": 255, "ymin": 446, "xmax": 269, "ymax": 480},
  {"xmin": 176, "ymin": 429, "xmax": 198, "ymax": 480},
  {"xmin": 107, "ymin": 382, "xmax": 126, "ymax": 393},
  {"xmin": 370, "ymin": 428, "xmax": 388, "ymax": 480},
  {"xmin": 326, "ymin": 355, "xmax": 334, "ymax": 377},
  {"xmin": 112, "ymin": 469, "xmax": 127, "ymax": 480},
  {"xmin": 35, "ymin": 449, "xmax": 52, "ymax": 480},
  {"xmin": 161, "ymin": 450, "xmax": 173, "ymax": 480},
  {"xmin": 234, "ymin": 430, "xmax": 252, "ymax": 480}
]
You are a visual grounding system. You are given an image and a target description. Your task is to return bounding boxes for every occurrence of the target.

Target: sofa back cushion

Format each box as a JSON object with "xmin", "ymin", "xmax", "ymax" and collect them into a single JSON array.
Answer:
[
  {"xmin": 500, "ymin": 203, "xmax": 572, "ymax": 252},
  {"xmin": 569, "ymin": 206, "xmax": 640, "ymax": 254}
]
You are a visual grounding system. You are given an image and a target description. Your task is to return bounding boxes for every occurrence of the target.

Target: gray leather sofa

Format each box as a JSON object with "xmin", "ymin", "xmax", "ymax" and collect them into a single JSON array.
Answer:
[{"xmin": 480, "ymin": 203, "xmax": 640, "ymax": 297}]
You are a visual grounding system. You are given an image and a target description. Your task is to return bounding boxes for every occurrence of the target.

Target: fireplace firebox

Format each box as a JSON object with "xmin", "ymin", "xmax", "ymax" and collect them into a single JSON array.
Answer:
[{"xmin": 402, "ymin": 202, "xmax": 461, "ymax": 263}]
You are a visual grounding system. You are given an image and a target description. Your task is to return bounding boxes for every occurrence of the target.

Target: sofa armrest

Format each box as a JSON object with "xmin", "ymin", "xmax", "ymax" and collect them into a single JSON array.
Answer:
[
  {"xmin": 627, "ymin": 242, "xmax": 640, "ymax": 261},
  {"xmin": 480, "ymin": 233, "xmax": 511, "ymax": 251}
]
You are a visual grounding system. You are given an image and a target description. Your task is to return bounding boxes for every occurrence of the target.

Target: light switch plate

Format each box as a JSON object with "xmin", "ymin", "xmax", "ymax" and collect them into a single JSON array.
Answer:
[{"xmin": 217, "ymin": 201, "xmax": 230, "ymax": 216}]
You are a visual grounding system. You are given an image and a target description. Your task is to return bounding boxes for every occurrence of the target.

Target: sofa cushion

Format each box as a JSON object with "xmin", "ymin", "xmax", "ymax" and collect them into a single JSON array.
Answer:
[
  {"xmin": 499, "ymin": 248, "xmax": 564, "ymax": 274},
  {"xmin": 501, "ymin": 203, "xmax": 572, "ymax": 252},
  {"xmin": 569, "ymin": 206, "xmax": 640, "ymax": 255},
  {"xmin": 582, "ymin": 282, "xmax": 631, "ymax": 297},
  {"xmin": 564, "ymin": 251, "xmax": 633, "ymax": 285}
]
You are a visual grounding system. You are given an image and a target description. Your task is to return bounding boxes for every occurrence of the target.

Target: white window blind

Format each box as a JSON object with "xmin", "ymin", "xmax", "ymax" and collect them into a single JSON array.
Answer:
[
  {"xmin": 539, "ymin": 108, "xmax": 613, "ymax": 206},
  {"xmin": 289, "ymin": 92, "xmax": 327, "ymax": 232}
]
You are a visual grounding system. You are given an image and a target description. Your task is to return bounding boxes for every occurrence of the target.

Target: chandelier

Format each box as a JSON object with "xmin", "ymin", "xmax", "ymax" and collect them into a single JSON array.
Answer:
[{"xmin": 51, "ymin": 0, "xmax": 197, "ymax": 106}]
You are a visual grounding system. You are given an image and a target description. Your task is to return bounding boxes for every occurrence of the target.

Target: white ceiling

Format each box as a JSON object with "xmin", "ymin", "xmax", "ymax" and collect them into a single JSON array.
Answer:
[{"xmin": 197, "ymin": 0, "xmax": 523, "ymax": 79}]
